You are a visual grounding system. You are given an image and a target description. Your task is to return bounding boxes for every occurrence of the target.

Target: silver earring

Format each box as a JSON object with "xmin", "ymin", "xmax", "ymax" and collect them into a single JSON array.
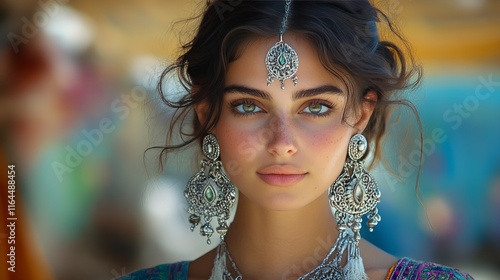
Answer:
[
  {"xmin": 185, "ymin": 134, "xmax": 237, "ymax": 245},
  {"xmin": 328, "ymin": 133, "xmax": 381, "ymax": 279}
]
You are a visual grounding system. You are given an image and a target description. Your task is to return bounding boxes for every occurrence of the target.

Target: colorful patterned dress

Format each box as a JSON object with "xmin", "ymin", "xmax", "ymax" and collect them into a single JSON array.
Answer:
[{"xmin": 119, "ymin": 258, "xmax": 474, "ymax": 279}]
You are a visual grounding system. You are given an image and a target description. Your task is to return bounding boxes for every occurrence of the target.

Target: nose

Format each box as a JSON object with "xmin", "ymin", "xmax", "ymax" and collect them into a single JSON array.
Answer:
[{"xmin": 266, "ymin": 116, "xmax": 298, "ymax": 157}]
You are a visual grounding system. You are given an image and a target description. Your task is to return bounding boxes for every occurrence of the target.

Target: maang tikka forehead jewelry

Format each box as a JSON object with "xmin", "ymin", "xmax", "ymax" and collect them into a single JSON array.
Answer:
[{"xmin": 265, "ymin": 0, "xmax": 299, "ymax": 90}]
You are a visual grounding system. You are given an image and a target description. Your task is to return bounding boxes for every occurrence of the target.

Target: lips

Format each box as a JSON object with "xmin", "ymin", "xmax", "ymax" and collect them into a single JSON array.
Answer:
[{"xmin": 257, "ymin": 165, "xmax": 308, "ymax": 187}]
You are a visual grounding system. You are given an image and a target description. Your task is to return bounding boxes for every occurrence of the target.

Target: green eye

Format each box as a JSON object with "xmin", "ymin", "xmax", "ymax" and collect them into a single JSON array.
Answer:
[
  {"xmin": 307, "ymin": 103, "xmax": 324, "ymax": 114},
  {"xmin": 242, "ymin": 103, "xmax": 256, "ymax": 112},
  {"xmin": 304, "ymin": 103, "xmax": 328, "ymax": 114},
  {"xmin": 234, "ymin": 102, "xmax": 262, "ymax": 114}
]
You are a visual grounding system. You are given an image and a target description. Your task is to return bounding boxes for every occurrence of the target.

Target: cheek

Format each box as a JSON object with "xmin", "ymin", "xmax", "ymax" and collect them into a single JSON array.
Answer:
[
  {"xmin": 301, "ymin": 121, "xmax": 349, "ymax": 153},
  {"xmin": 213, "ymin": 117, "xmax": 258, "ymax": 178},
  {"xmin": 302, "ymin": 123, "xmax": 350, "ymax": 176}
]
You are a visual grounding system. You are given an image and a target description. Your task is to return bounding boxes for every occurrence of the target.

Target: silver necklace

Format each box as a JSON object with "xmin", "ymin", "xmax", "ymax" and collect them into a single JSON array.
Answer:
[{"xmin": 209, "ymin": 230, "xmax": 358, "ymax": 280}]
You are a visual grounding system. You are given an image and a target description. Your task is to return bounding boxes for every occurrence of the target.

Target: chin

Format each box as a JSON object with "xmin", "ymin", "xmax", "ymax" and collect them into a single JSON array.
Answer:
[{"xmin": 255, "ymin": 193, "xmax": 313, "ymax": 211}]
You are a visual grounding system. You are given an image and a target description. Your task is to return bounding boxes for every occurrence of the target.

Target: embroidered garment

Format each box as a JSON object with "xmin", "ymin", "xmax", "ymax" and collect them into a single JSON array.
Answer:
[
  {"xmin": 119, "ymin": 262, "xmax": 188, "ymax": 280},
  {"xmin": 386, "ymin": 257, "xmax": 474, "ymax": 280},
  {"xmin": 120, "ymin": 258, "xmax": 474, "ymax": 280}
]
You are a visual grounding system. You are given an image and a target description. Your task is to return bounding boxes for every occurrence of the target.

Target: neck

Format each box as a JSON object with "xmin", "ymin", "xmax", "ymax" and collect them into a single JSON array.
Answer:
[{"xmin": 223, "ymin": 193, "xmax": 339, "ymax": 280}]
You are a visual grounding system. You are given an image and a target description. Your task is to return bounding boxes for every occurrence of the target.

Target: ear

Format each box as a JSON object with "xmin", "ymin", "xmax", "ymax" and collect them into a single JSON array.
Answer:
[
  {"xmin": 191, "ymin": 86, "xmax": 209, "ymax": 126},
  {"xmin": 352, "ymin": 89, "xmax": 378, "ymax": 132},
  {"xmin": 193, "ymin": 101, "xmax": 209, "ymax": 126}
]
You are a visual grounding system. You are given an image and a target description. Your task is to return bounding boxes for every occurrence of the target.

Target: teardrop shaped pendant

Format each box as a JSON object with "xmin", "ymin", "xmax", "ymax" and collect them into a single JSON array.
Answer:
[{"xmin": 265, "ymin": 37, "xmax": 299, "ymax": 90}]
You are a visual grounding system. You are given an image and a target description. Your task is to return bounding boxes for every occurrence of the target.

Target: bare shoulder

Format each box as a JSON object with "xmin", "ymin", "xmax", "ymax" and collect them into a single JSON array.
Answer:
[
  {"xmin": 360, "ymin": 238, "xmax": 398, "ymax": 280},
  {"xmin": 187, "ymin": 248, "xmax": 217, "ymax": 280}
]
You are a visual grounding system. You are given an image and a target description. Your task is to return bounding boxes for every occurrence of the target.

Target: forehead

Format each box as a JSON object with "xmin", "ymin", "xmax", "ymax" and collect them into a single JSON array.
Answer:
[{"xmin": 225, "ymin": 34, "xmax": 347, "ymax": 93}]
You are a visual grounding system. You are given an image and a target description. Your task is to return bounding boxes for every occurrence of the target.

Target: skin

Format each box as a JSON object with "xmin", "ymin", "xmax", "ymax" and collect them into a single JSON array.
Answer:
[{"xmin": 190, "ymin": 34, "xmax": 396, "ymax": 280}]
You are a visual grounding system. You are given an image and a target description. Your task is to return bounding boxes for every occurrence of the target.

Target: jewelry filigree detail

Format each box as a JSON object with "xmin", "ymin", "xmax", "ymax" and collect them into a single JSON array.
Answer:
[
  {"xmin": 329, "ymin": 133, "xmax": 381, "ymax": 241},
  {"xmin": 265, "ymin": 37, "xmax": 299, "ymax": 90},
  {"xmin": 264, "ymin": 0, "xmax": 298, "ymax": 90},
  {"xmin": 185, "ymin": 134, "xmax": 237, "ymax": 245}
]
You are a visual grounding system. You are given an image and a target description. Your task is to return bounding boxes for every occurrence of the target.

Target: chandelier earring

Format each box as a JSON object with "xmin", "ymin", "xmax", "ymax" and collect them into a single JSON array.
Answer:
[
  {"xmin": 327, "ymin": 133, "xmax": 382, "ymax": 279},
  {"xmin": 184, "ymin": 134, "xmax": 237, "ymax": 245}
]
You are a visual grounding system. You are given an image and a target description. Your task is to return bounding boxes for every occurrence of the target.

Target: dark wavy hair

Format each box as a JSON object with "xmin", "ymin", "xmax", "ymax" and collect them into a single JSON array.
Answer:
[{"xmin": 153, "ymin": 0, "xmax": 422, "ymax": 172}]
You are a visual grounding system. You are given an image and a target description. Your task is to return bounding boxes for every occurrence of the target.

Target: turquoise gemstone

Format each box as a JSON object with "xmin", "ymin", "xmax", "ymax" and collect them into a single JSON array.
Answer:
[
  {"xmin": 278, "ymin": 53, "xmax": 286, "ymax": 66},
  {"xmin": 204, "ymin": 183, "xmax": 215, "ymax": 203}
]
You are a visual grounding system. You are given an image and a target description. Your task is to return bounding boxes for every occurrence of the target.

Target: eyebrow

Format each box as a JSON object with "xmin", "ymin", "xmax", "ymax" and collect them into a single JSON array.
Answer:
[{"xmin": 223, "ymin": 85, "xmax": 343, "ymax": 100}]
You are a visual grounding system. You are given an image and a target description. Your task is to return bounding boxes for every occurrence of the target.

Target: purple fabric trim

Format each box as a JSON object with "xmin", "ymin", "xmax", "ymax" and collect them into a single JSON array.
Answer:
[{"xmin": 387, "ymin": 257, "xmax": 474, "ymax": 280}]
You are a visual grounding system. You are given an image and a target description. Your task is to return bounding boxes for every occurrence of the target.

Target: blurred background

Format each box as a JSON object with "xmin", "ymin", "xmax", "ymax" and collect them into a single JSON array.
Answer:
[{"xmin": 0, "ymin": 0, "xmax": 499, "ymax": 279}]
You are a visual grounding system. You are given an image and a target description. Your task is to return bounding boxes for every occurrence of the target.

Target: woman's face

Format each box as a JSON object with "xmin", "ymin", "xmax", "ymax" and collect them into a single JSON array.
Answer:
[{"xmin": 206, "ymin": 35, "xmax": 372, "ymax": 211}]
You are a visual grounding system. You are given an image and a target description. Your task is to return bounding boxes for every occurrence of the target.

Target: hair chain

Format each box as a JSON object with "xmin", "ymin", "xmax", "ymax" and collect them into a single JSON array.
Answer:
[{"xmin": 280, "ymin": 0, "xmax": 292, "ymax": 35}]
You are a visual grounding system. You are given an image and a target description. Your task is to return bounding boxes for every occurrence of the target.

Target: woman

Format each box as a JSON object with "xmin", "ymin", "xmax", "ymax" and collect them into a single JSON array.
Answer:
[{"xmin": 122, "ymin": 0, "xmax": 473, "ymax": 279}]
